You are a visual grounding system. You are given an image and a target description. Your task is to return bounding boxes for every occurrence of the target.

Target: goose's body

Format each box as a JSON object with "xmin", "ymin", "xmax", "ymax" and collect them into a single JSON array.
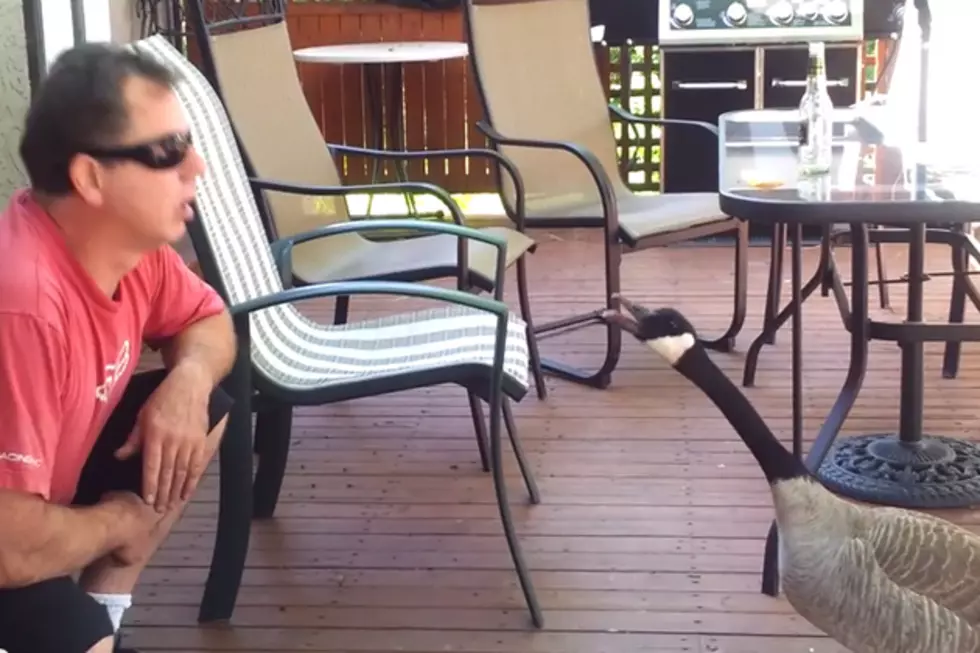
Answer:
[
  {"xmin": 602, "ymin": 298, "xmax": 980, "ymax": 653},
  {"xmin": 775, "ymin": 477, "xmax": 980, "ymax": 652}
]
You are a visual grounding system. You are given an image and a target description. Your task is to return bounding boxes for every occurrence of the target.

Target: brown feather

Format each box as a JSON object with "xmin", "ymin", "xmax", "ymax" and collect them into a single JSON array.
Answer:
[{"xmin": 774, "ymin": 478, "xmax": 980, "ymax": 652}]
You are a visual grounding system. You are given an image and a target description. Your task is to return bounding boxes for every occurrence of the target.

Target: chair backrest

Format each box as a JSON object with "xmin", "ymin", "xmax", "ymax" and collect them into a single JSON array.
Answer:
[
  {"xmin": 205, "ymin": 22, "xmax": 351, "ymax": 234},
  {"xmin": 182, "ymin": 0, "xmax": 361, "ymax": 285},
  {"xmin": 463, "ymin": 0, "xmax": 629, "ymax": 210},
  {"xmin": 131, "ymin": 35, "xmax": 313, "ymax": 384}
]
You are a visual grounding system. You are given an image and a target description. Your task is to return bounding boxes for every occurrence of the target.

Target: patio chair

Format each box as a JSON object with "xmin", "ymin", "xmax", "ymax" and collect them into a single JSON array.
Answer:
[
  {"xmin": 461, "ymin": 0, "xmax": 748, "ymax": 389},
  {"xmin": 182, "ymin": 0, "xmax": 546, "ymax": 400},
  {"xmin": 130, "ymin": 34, "xmax": 544, "ymax": 628}
]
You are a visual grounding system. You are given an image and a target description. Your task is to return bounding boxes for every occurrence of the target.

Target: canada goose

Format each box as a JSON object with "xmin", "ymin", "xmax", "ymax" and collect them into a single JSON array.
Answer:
[{"xmin": 602, "ymin": 296, "xmax": 980, "ymax": 653}]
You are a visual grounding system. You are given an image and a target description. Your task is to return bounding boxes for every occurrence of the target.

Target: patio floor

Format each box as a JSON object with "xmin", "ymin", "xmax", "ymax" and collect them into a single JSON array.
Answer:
[{"xmin": 125, "ymin": 228, "xmax": 980, "ymax": 652}]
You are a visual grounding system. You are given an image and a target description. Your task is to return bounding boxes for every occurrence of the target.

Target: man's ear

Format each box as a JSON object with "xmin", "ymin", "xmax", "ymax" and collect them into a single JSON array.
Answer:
[{"xmin": 67, "ymin": 154, "xmax": 107, "ymax": 207}]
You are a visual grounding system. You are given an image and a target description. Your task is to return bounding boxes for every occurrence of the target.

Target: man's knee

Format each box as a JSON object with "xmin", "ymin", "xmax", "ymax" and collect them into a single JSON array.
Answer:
[
  {"xmin": 208, "ymin": 414, "xmax": 228, "ymax": 444},
  {"xmin": 88, "ymin": 634, "xmax": 115, "ymax": 653},
  {"xmin": 202, "ymin": 413, "xmax": 228, "ymax": 465}
]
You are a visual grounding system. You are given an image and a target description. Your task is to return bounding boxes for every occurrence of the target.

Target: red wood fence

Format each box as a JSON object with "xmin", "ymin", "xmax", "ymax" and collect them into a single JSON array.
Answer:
[
  {"xmin": 195, "ymin": 2, "xmax": 885, "ymax": 193},
  {"xmin": 284, "ymin": 3, "xmax": 497, "ymax": 192}
]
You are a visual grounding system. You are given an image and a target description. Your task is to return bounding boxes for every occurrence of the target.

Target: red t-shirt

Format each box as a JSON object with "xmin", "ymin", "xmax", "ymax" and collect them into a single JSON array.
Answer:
[{"xmin": 0, "ymin": 189, "xmax": 226, "ymax": 505}]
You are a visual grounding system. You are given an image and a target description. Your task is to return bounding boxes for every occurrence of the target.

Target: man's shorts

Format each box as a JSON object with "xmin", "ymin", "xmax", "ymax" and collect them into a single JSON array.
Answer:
[{"xmin": 0, "ymin": 369, "xmax": 233, "ymax": 653}]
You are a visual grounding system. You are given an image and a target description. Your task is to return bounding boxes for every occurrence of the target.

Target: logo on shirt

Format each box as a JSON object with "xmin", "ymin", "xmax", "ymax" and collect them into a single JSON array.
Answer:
[
  {"xmin": 0, "ymin": 452, "xmax": 42, "ymax": 468},
  {"xmin": 95, "ymin": 339, "xmax": 131, "ymax": 403}
]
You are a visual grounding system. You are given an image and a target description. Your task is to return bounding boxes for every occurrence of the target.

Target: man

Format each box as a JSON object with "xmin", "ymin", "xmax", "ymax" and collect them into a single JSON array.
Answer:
[{"xmin": 0, "ymin": 42, "xmax": 237, "ymax": 653}]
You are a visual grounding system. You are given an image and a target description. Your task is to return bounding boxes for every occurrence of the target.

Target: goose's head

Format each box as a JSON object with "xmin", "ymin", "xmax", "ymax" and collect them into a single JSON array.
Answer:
[{"xmin": 601, "ymin": 295, "xmax": 698, "ymax": 366}]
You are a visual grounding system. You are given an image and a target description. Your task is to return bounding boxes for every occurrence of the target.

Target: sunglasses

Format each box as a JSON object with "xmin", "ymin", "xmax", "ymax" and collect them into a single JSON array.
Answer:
[{"xmin": 82, "ymin": 131, "xmax": 194, "ymax": 170}]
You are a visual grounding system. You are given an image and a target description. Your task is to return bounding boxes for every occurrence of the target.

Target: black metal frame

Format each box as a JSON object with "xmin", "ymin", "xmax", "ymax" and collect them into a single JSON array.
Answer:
[
  {"xmin": 69, "ymin": 0, "xmax": 86, "ymax": 44},
  {"xmin": 180, "ymin": 0, "xmax": 547, "ymax": 400},
  {"xmin": 719, "ymin": 190, "xmax": 980, "ymax": 596},
  {"xmin": 21, "ymin": 0, "xmax": 45, "ymax": 95},
  {"xmin": 187, "ymin": 204, "xmax": 544, "ymax": 627},
  {"xmin": 461, "ymin": 0, "xmax": 748, "ymax": 390},
  {"xmin": 136, "ymin": 0, "xmax": 187, "ymax": 44}
]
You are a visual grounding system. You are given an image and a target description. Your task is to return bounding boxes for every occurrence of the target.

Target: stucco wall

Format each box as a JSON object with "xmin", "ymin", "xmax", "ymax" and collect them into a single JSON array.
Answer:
[
  {"xmin": 0, "ymin": 0, "xmax": 142, "ymax": 201},
  {"xmin": 0, "ymin": 1, "xmax": 29, "ymax": 199}
]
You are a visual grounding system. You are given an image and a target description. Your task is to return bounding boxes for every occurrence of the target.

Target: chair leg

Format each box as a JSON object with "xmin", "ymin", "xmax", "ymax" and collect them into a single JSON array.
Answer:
[
  {"xmin": 516, "ymin": 257, "xmax": 547, "ymax": 400},
  {"xmin": 487, "ymin": 393, "xmax": 542, "ymax": 628},
  {"xmin": 502, "ymin": 398, "xmax": 540, "ymax": 504},
  {"xmin": 760, "ymin": 520, "xmax": 780, "ymax": 596},
  {"xmin": 762, "ymin": 223, "xmax": 786, "ymax": 345},
  {"xmin": 943, "ymin": 239, "xmax": 969, "ymax": 378},
  {"xmin": 873, "ymin": 226, "xmax": 891, "ymax": 310},
  {"xmin": 334, "ymin": 296, "xmax": 350, "ymax": 325},
  {"xmin": 532, "ymin": 226, "xmax": 623, "ymax": 390},
  {"xmin": 198, "ymin": 343, "xmax": 254, "ymax": 623},
  {"xmin": 700, "ymin": 220, "xmax": 749, "ymax": 352},
  {"xmin": 252, "ymin": 401, "xmax": 293, "ymax": 519},
  {"xmin": 467, "ymin": 391, "xmax": 490, "ymax": 472}
]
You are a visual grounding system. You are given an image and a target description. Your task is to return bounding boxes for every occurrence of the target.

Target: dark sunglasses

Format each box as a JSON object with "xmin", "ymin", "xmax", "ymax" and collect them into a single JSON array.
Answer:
[{"xmin": 82, "ymin": 131, "xmax": 194, "ymax": 170}]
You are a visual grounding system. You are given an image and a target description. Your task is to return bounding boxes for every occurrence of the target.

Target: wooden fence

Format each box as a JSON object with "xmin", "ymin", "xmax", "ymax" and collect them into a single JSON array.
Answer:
[
  {"xmin": 284, "ymin": 3, "xmax": 510, "ymax": 192},
  {"xmin": 197, "ymin": 2, "xmax": 886, "ymax": 194},
  {"xmin": 277, "ymin": 2, "xmax": 618, "ymax": 193}
]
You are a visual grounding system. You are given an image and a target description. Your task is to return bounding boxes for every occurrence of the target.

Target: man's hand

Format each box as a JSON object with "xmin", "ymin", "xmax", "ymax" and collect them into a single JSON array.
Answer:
[
  {"xmin": 115, "ymin": 362, "xmax": 212, "ymax": 512},
  {"xmin": 99, "ymin": 491, "xmax": 169, "ymax": 567}
]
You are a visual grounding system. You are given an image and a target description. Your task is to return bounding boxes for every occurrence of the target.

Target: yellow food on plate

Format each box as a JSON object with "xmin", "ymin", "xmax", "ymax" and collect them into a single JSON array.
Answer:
[{"xmin": 741, "ymin": 170, "xmax": 784, "ymax": 189}]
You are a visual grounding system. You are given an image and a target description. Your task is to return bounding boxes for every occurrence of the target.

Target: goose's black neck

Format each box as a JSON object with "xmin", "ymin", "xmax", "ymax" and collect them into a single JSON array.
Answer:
[{"xmin": 675, "ymin": 345, "xmax": 809, "ymax": 484}]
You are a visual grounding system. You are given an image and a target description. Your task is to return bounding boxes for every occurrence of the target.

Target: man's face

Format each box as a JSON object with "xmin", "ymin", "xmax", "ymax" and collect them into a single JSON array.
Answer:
[{"xmin": 77, "ymin": 75, "xmax": 205, "ymax": 248}]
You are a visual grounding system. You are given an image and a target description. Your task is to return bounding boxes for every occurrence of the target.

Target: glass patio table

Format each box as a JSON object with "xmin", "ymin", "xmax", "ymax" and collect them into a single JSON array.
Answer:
[{"xmin": 717, "ymin": 107, "xmax": 980, "ymax": 595}]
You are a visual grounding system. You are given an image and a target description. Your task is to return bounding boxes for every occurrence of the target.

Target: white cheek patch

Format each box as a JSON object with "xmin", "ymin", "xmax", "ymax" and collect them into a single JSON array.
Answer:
[{"xmin": 643, "ymin": 333, "xmax": 696, "ymax": 365}]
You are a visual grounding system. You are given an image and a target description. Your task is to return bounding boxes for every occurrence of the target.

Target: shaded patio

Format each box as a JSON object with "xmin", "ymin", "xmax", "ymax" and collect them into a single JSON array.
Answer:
[{"xmin": 126, "ymin": 230, "xmax": 980, "ymax": 652}]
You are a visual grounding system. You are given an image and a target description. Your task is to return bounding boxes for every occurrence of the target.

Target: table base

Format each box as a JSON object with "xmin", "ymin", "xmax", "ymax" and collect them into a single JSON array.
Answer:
[{"xmin": 816, "ymin": 433, "xmax": 980, "ymax": 509}]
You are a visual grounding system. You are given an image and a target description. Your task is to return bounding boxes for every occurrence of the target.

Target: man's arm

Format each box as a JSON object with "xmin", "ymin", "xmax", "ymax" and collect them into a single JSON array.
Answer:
[
  {"xmin": 160, "ymin": 310, "xmax": 236, "ymax": 390},
  {"xmin": 145, "ymin": 246, "xmax": 236, "ymax": 389},
  {"xmin": 124, "ymin": 247, "xmax": 236, "ymax": 509},
  {"xmin": 0, "ymin": 314, "xmax": 147, "ymax": 586},
  {"xmin": 0, "ymin": 490, "xmax": 142, "ymax": 587}
]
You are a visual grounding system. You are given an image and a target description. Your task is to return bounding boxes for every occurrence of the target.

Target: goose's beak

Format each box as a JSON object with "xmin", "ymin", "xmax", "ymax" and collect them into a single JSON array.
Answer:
[
  {"xmin": 612, "ymin": 293, "xmax": 652, "ymax": 321},
  {"xmin": 602, "ymin": 295, "xmax": 644, "ymax": 336},
  {"xmin": 600, "ymin": 309, "xmax": 638, "ymax": 335}
]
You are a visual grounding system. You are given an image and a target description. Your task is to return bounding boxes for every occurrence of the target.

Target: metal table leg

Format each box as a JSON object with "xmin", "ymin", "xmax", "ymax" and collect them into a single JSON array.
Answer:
[
  {"xmin": 362, "ymin": 62, "xmax": 442, "ymax": 220},
  {"xmin": 761, "ymin": 221, "xmax": 871, "ymax": 595},
  {"xmin": 743, "ymin": 225, "xmax": 833, "ymax": 388},
  {"xmin": 759, "ymin": 220, "xmax": 806, "ymax": 596}
]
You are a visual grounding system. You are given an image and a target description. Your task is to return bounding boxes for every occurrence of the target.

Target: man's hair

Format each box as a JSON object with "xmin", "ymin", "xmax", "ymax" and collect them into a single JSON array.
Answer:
[{"xmin": 19, "ymin": 42, "xmax": 177, "ymax": 196}]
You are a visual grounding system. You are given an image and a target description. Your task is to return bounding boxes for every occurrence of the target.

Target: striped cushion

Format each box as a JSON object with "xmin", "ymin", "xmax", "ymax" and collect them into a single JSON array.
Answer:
[{"xmin": 131, "ymin": 36, "xmax": 529, "ymax": 392}]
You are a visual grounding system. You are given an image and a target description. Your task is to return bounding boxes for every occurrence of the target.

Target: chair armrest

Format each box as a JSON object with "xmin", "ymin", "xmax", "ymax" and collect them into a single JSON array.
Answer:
[
  {"xmin": 251, "ymin": 176, "xmax": 476, "ymax": 292},
  {"xmin": 474, "ymin": 120, "xmax": 619, "ymax": 236},
  {"xmin": 230, "ymin": 279, "xmax": 508, "ymax": 318},
  {"xmin": 268, "ymin": 219, "xmax": 508, "ymax": 300},
  {"xmin": 326, "ymin": 144, "xmax": 528, "ymax": 230},
  {"xmin": 272, "ymin": 218, "xmax": 507, "ymax": 249},
  {"xmin": 608, "ymin": 103, "xmax": 719, "ymax": 136},
  {"xmin": 248, "ymin": 177, "xmax": 467, "ymax": 226}
]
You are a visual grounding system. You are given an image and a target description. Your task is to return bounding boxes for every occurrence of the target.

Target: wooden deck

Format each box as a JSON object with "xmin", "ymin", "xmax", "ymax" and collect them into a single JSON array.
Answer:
[{"xmin": 126, "ymin": 229, "xmax": 980, "ymax": 652}]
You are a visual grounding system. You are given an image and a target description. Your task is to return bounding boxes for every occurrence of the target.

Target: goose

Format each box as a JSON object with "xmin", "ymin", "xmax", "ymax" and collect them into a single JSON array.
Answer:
[{"xmin": 602, "ymin": 295, "xmax": 980, "ymax": 653}]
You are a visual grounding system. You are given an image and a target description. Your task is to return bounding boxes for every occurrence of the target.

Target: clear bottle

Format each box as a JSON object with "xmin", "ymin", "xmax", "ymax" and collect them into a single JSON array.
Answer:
[{"xmin": 797, "ymin": 41, "xmax": 834, "ymax": 177}]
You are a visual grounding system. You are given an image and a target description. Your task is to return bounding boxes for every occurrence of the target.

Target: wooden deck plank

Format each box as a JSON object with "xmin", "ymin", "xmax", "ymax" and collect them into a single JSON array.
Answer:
[{"xmin": 124, "ymin": 230, "xmax": 980, "ymax": 651}]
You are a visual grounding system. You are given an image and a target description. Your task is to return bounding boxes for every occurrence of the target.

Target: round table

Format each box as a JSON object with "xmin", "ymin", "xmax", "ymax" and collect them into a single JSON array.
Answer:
[
  {"xmin": 719, "ymin": 108, "xmax": 980, "ymax": 510},
  {"xmin": 293, "ymin": 42, "xmax": 469, "ymax": 217},
  {"xmin": 293, "ymin": 41, "xmax": 468, "ymax": 65},
  {"xmin": 718, "ymin": 107, "xmax": 980, "ymax": 596}
]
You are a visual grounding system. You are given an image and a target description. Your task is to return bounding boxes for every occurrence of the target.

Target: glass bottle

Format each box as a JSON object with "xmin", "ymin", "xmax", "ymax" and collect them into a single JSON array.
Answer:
[{"xmin": 797, "ymin": 41, "xmax": 834, "ymax": 177}]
